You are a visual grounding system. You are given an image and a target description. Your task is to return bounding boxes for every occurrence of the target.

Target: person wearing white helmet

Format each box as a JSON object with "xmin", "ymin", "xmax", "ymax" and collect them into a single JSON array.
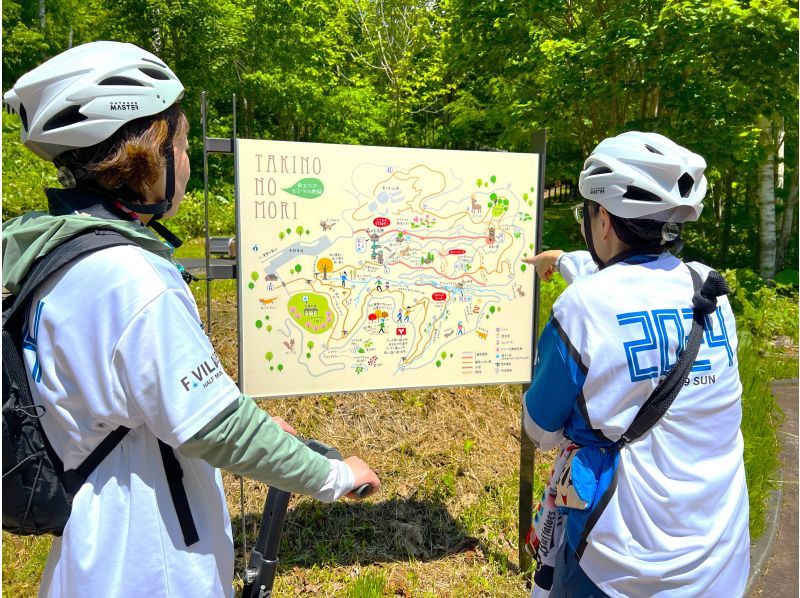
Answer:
[
  {"xmin": 521, "ymin": 132, "xmax": 748, "ymax": 597},
  {"xmin": 3, "ymin": 41, "xmax": 379, "ymax": 598}
]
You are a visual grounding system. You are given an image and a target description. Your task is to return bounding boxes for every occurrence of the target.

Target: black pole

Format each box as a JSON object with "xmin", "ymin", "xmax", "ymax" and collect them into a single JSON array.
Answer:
[
  {"xmin": 201, "ymin": 92, "xmax": 213, "ymax": 334},
  {"xmin": 242, "ymin": 488, "xmax": 292, "ymax": 598},
  {"xmin": 519, "ymin": 129, "xmax": 546, "ymax": 575}
]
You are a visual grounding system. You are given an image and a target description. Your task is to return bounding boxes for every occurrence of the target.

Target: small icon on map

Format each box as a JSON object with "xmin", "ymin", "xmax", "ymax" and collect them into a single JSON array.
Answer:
[{"xmin": 396, "ymin": 327, "xmax": 407, "ymax": 335}]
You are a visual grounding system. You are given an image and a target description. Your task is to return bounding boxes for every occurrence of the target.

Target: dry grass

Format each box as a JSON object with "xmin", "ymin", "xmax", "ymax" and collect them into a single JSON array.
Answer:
[
  {"xmin": 1, "ymin": 278, "xmax": 549, "ymax": 597},
  {"xmin": 195, "ymin": 279, "xmax": 546, "ymax": 596},
  {"xmin": 4, "ymin": 261, "xmax": 792, "ymax": 596},
  {"xmin": 223, "ymin": 384, "xmax": 538, "ymax": 596}
]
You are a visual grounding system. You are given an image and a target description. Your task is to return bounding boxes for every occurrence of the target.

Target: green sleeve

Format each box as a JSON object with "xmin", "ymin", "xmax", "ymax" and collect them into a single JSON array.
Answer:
[{"xmin": 178, "ymin": 395, "xmax": 331, "ymax": 495}]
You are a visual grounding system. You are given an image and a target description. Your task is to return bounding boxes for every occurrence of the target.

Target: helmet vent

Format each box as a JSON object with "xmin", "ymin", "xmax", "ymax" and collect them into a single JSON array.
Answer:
[
  {"xmin": 139, "ymin": 68, "xmax": 170, "ymax": 80},
  {"xmin": 644, "ymin": 144, "xmax": 663, "ymax": 155},
  {"xmin": 19, "ymin": 104, "xmax": 28, "ymax": 131},
  {"xmin": 141, "ymin": 57, "xmax": 167, "ymax": 68},
  {"xmin": 589, "ymin": 166, "xmax": 612, "ymax": 176},
  {"xmin": 42, "ymin": 105, "xmax": 87, "ymax": 131},
  {"xmin": 100, "ymin": 76, "xmax": 145, "ymax": 86},
  {"xmin": 623, "ymin": 186, "xmax": 662, "ymax": 202},
  {"xmin": 678, "ymin": 173, "xmax": 694, "ymax": 197}
]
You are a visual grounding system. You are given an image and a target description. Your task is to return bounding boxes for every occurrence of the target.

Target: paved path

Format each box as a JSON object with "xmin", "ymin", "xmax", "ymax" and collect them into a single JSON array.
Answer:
[{"xmin": 747, "ymin": 378, "xmax": 798, "ymax": 597}]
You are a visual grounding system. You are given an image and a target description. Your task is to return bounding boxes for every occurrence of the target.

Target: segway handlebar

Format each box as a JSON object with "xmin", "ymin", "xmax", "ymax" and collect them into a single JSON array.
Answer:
[
  {"xmin": 242, "ymin": 437, "xmax": 372, "ymax": 598},
  {"xmin": 303, "ymin": 438, "xmax": 373, "ymax": 498}
]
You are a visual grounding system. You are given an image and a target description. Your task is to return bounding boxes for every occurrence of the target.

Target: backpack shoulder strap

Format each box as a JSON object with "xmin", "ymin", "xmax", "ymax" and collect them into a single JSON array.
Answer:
[
  {"xmin": 4, "ymin": 228, "xmax": 137, "ymax": 492},
  {"xmin": 5, "ymin": 227, "xmax": 199, "ymax": 546},
  {"xmin": 5, "ymin": 229, "xmax": 138, "ymax": 325},
  {"xmin": 619, "ymin": 264, "xmax": 730, "ymax": 446}
]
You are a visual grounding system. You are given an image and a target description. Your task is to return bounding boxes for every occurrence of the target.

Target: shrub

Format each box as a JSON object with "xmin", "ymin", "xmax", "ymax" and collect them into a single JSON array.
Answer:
[
  {"xmin": 166, "ymin": 187, "xmax": 236, "ymax": 239},
  {"xmin": 737, "ymin": 335, "xmax": 788, "ymax": 539},
  {"xmin": 2, "ymin": 112, "xmax": 55, "ymax": 220},
  {"xmin": 722, "ymin": 268, "xmax": 799, "ymax": 342},
  {"xmin": 2, "ymin": 112, "xmax": 236, "ymax": 238}
]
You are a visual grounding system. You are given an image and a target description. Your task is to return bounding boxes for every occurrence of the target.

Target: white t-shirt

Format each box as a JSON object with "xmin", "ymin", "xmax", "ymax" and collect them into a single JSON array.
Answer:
[
  {"xmin": 25, "ymin": 245, "xmax": 241, "ymax": 597},
  {"xmin": 524, "ymin": 252, "xmax": 749, "ymax": 597}
]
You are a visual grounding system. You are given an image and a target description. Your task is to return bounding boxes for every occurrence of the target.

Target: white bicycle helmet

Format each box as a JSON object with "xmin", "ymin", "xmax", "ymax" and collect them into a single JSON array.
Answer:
[
  {"xmin": 578, "ymin": 131, "xmax": 706, "ymax": 223},
  {"xmin": 3, "ymin": 41, "xmax": 184, "ymax": 161}
]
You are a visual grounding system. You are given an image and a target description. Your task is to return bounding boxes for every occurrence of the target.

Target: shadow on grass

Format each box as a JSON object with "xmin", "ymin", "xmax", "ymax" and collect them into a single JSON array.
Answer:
[{"xmin": 231, "ymin": 494, "xmax": 512, "ymax": 573}]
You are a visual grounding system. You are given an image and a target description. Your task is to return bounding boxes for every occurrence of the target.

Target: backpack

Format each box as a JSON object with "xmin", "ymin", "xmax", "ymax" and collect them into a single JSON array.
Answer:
[{"xmin": 2, "ymin": 229, "xmax": 198, "ymax": 545}]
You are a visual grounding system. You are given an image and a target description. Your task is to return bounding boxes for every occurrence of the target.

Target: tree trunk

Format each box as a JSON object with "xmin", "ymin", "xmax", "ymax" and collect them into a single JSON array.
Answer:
[
  {"xmin": 758, "ymin": 115, "xmax": 777, "ymax": 279},
  {"xmin": 776, "ymin": 173, "xmax": 798, "ymax": 272},
  {"xmin": 39, "ymin": 0, "xmax": 45, "ymax": 29},
  {"xmin": 721, "ymin": 172, "xmax": 733, "ymax": 260}
]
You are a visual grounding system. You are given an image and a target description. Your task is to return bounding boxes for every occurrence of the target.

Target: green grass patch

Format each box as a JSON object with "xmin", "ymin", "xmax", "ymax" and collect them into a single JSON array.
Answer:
[
  {"xmin": 345, "ymin": 569, "xmax": 386, "ymax": 597},
  {"xmin": 1, "ymin": 533, "xmax": 51, "ymax": 596},
  {"xmin": 738, "ymin": 334, "xmax": 797, "ymax": 539}
]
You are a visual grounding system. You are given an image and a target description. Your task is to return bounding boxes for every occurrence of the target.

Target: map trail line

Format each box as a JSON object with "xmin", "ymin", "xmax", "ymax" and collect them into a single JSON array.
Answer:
[{"xmin": 236, "ymin": 139, "xmax": 539, "ymax": 398}]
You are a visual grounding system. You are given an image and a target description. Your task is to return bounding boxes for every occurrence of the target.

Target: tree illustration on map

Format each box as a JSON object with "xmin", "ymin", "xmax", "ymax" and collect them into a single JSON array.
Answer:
[{"xmin": 237, "ymin": 139, "xmax": 539, "ymax": 398}]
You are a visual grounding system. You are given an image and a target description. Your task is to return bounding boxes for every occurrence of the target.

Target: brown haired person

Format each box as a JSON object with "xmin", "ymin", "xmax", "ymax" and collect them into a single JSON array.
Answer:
[{"xmin": 3, "ymin": 41, "xmax": 379, "ymax": 597}]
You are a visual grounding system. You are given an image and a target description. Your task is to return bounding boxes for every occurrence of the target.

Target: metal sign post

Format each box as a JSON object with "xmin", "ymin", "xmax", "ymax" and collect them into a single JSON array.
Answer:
[
  {"xmin": 519, "ymin": 129, "xmax": 546, "ymax": 574},
  {"xmin": 201, "ymin": 90, "xmax": 244, "ymax": 562},
  {"xmin": 201, "ymin": 96, "xmax": 548, "ymax": 577}
]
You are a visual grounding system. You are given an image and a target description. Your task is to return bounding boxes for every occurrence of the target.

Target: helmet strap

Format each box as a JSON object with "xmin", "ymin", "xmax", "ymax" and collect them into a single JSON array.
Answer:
[
  {"xmin": 152, "ymin": 114, "xmax": 177, "ymax": 223},
  {"xmin": 143, "ymin": 113, "xmax": 181, "ymax": 248},
  {"xmin": 147, "ymin": 219, "xmax": 183, "ymax": 249}
]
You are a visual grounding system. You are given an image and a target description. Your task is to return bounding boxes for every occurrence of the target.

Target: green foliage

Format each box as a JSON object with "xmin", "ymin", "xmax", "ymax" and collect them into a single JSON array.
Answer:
[
  {"xmin": 722, "ymin": 268, "xmax": 799, "ymax": 341},
  {"xmin": 2, "ymin": 0, "xmax": 796, "ymax": 273},
  {"xmin": 774, "ymin": 268, "xmax": 799, "ymax": 287},
  {"xmin": 737, "ymin": 334, "xmax": 787, "ymax": 539},
  {"xmin": 167, "ymin": 188, "xmax": 236, "ymax": 239},
  {"xmin": 537, "ymin": 275, "xmax": 569, "ymax": 335},
  {"xmin": 2, "ymin": 112, "xmax": 56, "ymax": 220}
]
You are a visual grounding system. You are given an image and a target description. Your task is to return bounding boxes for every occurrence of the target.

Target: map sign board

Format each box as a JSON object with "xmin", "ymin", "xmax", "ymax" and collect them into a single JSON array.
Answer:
[{"xmin": 235, "ymin": 139, "xmax": 539, "ymax": 398}]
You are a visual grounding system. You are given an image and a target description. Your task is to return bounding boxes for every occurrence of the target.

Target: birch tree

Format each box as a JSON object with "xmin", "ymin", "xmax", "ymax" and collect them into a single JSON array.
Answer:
[{"xmin": 758, "ymin": 115, "xmax": 777, "ymax": 279}]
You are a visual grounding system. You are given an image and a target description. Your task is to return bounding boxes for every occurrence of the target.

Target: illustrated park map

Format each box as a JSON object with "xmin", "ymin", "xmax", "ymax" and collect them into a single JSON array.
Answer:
[{"xmin": 236, "ymin": 139, "xmax": 539, "ymax": 398}]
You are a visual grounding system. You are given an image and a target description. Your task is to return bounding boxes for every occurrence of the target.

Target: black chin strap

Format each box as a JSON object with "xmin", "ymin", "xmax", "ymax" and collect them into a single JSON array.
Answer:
[
  {"xmin": 141, "ymin": 114, "xmax": 179, "ymax": 247},
  {"xmin": 155, "ymin": 115, "xmax": 177, "ymax": 223},
  {"xmin": 148, "ymin": 219, "xmax": 183, "ymax": 248}
]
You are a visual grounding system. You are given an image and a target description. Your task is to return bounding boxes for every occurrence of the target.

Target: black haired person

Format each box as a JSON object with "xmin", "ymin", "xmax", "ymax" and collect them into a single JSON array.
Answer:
[{"xmin": 522, "ymin": 132, "xmax": 747, "ymax": 597}]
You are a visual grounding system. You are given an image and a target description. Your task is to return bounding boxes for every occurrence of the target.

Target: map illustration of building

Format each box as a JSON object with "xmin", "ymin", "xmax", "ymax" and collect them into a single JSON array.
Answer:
[{"xmin": 236, "ymin": 139, "xmax": 539, "ymax": 398}]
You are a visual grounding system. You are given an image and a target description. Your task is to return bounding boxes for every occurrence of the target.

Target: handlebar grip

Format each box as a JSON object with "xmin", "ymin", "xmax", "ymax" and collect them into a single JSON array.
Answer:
[
  {"xmin": 301, "ymin": 437, "xmax": 374, "ymax": 499},
  {"xmin": 353, "ymin": 484, "xmax": 372, "ymax": 499},
  {"xmin": 303, "ymin": 438, "xmax": 342, "ymax": 460}
]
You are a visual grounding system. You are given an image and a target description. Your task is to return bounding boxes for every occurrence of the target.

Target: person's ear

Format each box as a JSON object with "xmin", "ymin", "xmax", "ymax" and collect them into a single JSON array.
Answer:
[{"xmin": 599, "ymin": 206, "xmax": 612, "ymax": 240}]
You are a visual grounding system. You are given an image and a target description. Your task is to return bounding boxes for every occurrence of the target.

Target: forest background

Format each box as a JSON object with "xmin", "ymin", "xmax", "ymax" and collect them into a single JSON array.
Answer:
[
  {"xmin": 2, "ymin": 1, "xmax": 799, "ymax": 596},
  {"xmin": 3, "ymin": 0, "xmax": 798, "ymax": 280}
]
